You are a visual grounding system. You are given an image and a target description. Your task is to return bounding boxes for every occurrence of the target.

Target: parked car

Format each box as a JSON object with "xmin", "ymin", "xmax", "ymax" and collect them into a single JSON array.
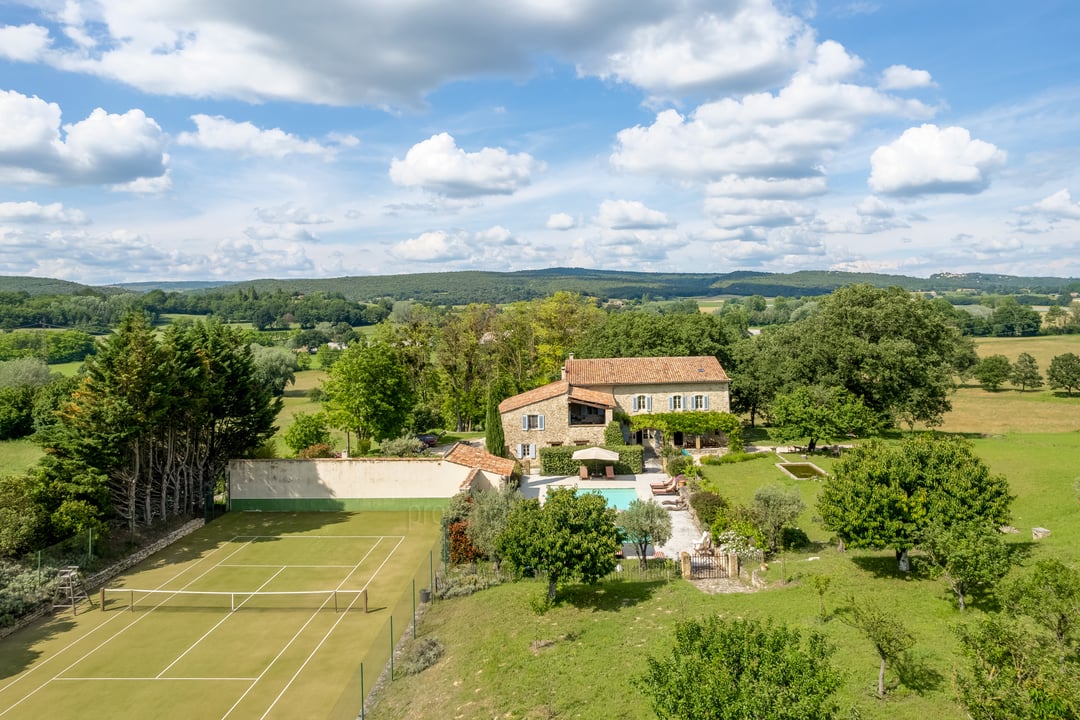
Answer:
[{"xmin": 416, "ymin": 433, "xmax": 439, "ymax": 448}]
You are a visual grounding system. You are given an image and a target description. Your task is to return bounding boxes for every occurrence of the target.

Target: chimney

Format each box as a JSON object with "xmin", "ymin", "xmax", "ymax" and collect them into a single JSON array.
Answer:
[{"xmin": 562, "ymin": 353, "xmax": 574, "ymax": 380}]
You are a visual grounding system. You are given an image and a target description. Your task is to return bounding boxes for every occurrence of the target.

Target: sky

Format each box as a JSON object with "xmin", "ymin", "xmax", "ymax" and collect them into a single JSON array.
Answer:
[{"xmin": 1, "ymin": 0, "xmax": 1079, "ymax": 285}]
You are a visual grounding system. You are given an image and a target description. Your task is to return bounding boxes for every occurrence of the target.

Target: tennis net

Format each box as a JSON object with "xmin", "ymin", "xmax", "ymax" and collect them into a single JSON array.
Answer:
[{"xmin": 100, "ymin": 587, "xmax": 368, "ymax": 613}]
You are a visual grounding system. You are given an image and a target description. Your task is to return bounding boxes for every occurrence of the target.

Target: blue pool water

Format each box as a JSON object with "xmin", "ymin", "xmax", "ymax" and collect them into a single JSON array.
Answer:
[{"xmin": 586, "ymin": 487, "xmax": 640, "ymax": 511}]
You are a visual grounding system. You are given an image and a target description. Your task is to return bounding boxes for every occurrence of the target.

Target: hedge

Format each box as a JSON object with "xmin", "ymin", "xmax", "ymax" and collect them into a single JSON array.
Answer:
[{"xmin": 539, "ymin": 445, "xmax": 644, "ymax": 475}]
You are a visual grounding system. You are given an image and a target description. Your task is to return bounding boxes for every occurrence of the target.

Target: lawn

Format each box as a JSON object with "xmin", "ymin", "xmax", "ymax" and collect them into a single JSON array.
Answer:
[
  {"xmin": 0, "ymin": 438, "xmax": 43, "ymax": 476},
  {"xmin": 366, "ymin": 432, "xmax": 1080, "ymax": 720}
]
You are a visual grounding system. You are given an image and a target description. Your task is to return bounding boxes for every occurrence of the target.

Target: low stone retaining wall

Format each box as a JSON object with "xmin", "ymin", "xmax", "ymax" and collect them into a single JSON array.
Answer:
[{"xmin": 0, "ymin": 518, "xmax": 205, "ymax": 641}]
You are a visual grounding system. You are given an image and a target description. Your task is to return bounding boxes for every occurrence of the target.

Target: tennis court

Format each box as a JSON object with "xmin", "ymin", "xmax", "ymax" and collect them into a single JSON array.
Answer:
[{"xmin": 0, "ymin": 511, "xmax": 441, "ymax": 720}]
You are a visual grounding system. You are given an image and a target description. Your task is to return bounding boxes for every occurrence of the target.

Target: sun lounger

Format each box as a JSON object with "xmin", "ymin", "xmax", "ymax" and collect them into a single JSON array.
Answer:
[
  {"xmin": 650, "ymin": 477, "xmax": 676, "ymax": 490},
  {"xmin": 652, "ymin": 484, "xmax": 678, "ymax": 495},
  {"xmin": 579, "ymin": 465, "xmax": 588, "ymax": 480},
  {"xmin": 605, "ymin": 465, "xmax": 615, "ymax": 479}
]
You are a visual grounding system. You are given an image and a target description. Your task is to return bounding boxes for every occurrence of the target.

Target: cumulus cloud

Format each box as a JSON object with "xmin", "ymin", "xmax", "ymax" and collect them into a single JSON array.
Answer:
[
  {"xmin": 879, "ymin": 64, "xmax": 936, "ymax": 90},
  {"xmin": 1021, "ymin": 189, "xmax": 1080, "ymax": 220},
  {"xmin": 596, "ymin": 199, "xmax": 672, "ymax": 229},
  {"xmin": 244, "ymin": 225, "xmax": 321, "ymax": 244},
  {"xmin": 5, "ymin": 1, "xmax": 825, "ymax": 107},
  {"xmin": 392, "ymin": 230, "xmax": 472, "ymax": 262},
  {"xmin": 869, "ymin": 124, "xmax": 1006, "ymax": 195},
  {"xmin": 255, "ymin": 203, "xmax": 332, "ymax": 225},
  {"xmin": 546, "ymin": 212, "xmax": 575, "ymax": 230},
  {"xmin": 612, "ymin": 41, "xmax": 934, "ymax": 181},
  {"xmin": 588, "ymin": 0, "xmax": 816, "ymax": 100},
  {"xmin": 389, "ymin": 133, "xmax": 541, "ymax": 197},
  {"xmin": 855, "ymin": 195, "xmax": 894, "ymax": 217},
  {"xmin": 0, "ymin": 201, "xmax": 87, "ymax": 224},
  {"xmin": 0, "ymin": 24, "xmax": 50, "ymax": 61},
  {"xmin": 475, "ymin": 225, "xmax": 516, "ymax": 245},
  {"xmin": 0, "ymin": 90, "xmax": 168, "ymax": 185},
  {"xmin": 176, "ymin": 115, "xmax": 336, "ymax": 159}
]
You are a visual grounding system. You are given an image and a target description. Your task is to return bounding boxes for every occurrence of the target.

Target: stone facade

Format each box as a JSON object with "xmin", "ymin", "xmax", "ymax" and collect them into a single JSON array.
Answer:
[{"xmin": 499, "ymin": 356, "xmax": 732, "ymax": 463}]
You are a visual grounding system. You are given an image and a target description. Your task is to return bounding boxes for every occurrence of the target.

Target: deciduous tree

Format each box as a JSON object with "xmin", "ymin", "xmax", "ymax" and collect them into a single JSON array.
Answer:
[
  {"xmin": 843, "ymin": 597, "xmax": 914, "ymax": 698},
  {"xmin": 751, "ymin": 485, "xmax": 806, "ymax": 554},
  {"xmin": 1000, "ymin": 558, "xmax": 1080, "ymax": 664},
  {"xmin": 496, "ymin": 487, "xmax": 620, "ymax": 602},
  {"xmin": 922, "ymin": 520, "xmax": 1012, "ymax": 611},
  {"xmin": 1048, "ymin": 352, "xmax": 1080, "ymax": 396},
  {"xmin": 769, "ymin": 385, "xmax": 879, "ymax": 449},
  {"xmin": 637, "ymin": 616, "xmax": 841, "ymax": 720},
  {"xmin": 974, "ymin": 354, "xmax": 1012, "ymax": 391},
  {"xmin": 1010, "ymin": 352, "xmax": 1044, "ymax": 391},
  {"xmin": 323, "ymin": 338, "xmax": 416, "ymax": 446},
  {"xmin": 817, "ymin": 434, "xmax": 1012, "ymax": 571}
]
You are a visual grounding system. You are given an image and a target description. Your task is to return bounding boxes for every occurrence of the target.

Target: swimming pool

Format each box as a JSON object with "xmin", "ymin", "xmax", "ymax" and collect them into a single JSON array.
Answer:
[{"xmin": 585, "ymin": 486, "xmax": 640, "ymax": 511}]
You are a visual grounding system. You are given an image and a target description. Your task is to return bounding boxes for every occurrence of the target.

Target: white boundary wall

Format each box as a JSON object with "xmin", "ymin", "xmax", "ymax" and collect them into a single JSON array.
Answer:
[{"xmin": 230, "ymin": 457, "xmax": 475, "ymax": 501}]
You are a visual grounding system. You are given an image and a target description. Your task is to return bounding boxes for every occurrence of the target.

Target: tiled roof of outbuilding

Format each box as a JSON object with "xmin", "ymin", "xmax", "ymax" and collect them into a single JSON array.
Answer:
[{"xmin": 444, "ymin": 442, "xmax": 517, "ymax": 477}]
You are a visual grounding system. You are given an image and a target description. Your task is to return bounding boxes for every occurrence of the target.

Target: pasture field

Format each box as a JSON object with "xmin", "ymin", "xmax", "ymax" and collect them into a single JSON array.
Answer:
[
  {"xmin": 0, "ymin": 511, "xmax": 441, "ymax": 720},
  {"xmin": 0, "ymin": 439, "xmax": 42, "ymax": 477}
]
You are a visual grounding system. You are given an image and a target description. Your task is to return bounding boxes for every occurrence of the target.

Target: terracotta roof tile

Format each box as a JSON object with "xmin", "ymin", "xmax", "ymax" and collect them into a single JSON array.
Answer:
[
  {"xmin": 445, "ymin": 442, "xmax": 517, "ymax": 477},
  {"xmin": 567, "ymin": 385, "xmax": 615, "ymax": 407},
  {"xmin": 498, "ymin": 380, "xmax": 568, "ymax": 413},
  {"xmin": 566, "ymin": 356, "xmax": 729, "ymax": 385}
]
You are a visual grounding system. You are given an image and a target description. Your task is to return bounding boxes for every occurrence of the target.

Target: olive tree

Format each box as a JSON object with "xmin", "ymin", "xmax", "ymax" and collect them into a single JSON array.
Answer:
[{"xmin": 618, "ymin": 499, "xmax": 673, "ymax": 568}]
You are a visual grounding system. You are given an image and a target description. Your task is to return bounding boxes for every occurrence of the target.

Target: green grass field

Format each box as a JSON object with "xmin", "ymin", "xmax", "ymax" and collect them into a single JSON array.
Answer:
[
  {"xmin": 366, "ymin": 432, "xmax": 1080, "ymax": 719},
  {"xmin": 0, "ymin": 511, "xmax": 441, "ymax": 720}
]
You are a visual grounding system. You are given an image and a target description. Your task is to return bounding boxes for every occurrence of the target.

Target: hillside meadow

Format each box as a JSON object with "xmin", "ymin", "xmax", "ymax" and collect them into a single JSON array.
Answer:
[{"xmin": 367, "ymin": 432, "xmax": 1080, "ymax": 720}]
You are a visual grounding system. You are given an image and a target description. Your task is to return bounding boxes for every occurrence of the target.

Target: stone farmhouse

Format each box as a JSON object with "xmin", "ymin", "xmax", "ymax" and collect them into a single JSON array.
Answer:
[{"xmin": 498, "ymin": 355, "xmax": 731, "ymax": 462}]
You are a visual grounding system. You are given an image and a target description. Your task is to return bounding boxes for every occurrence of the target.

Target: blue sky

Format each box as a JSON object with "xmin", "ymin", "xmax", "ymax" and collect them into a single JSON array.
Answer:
[{"xmin": 1, "ymin": 0, "xmax": 1079, "ymax": 284}]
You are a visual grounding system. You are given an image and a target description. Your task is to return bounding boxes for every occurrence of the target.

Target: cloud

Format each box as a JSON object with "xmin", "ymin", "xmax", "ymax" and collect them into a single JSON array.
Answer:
[
  {"xmin": 706, "ymin": 175, "xmax": 828, "ymax": 199},
  {"xmin": 0, "ymin": 24, "xmax": 50, "ymax": 61},
  {"xmin": 243, "ymin": 225, "xmax": 321, "ymax": 244},
  {"xmin": 176, "ymin": 115, "xmax": 336, "ymax": 159},
  {"xmin": 0, "ymin": 201, "xmax": 88, "ymax": 224},
  {"xmin": 7, "ymin": 1, "xmax": 825, "ymax": 107},
  {"xmin": 546, "ymin": 212, "xmax": 576, "ymax": 230},
  {"xmin": 705, "ymin": 197, "xmax": 812, "ymax": 228},
  {"xmin": 1020, "ymin": 189, "xmax": 1080, "ymax": 220},
  {"xmin": 389, "ymin": 133, "xmax": 541, "ymax": 197},
  {"xmin": 254, "ymin": 203, "xmax": 332, "ymax": 225},
  {"xmin": 475, "ymin": 225, "xmax": 517, "ymax": 245},
  {"xmin": 855, "ymin": 195, "xmax": 894, "ymax": 217},
  {"xmin": 391, "ymin": 230, "xmax": 472, "ymax": 262},
  {"xmin": 0, "ymin": 89, "xmax": 168, "ymax": 185},
  {"xmin": 869, "ymin": 124, "xmax": 1006, "ymax": 195},
  {"xmin": 112, "ymin": 169, "xmax": 172, "ymax": 194},
  {"xmin": 611, "ymin": 41, "xmax": 934, "ymax": 181},
  {"xmin": 879, "ymin": 65, "xmax": 936, "ymax": 90},
  {"xmin": 596, "ymin": 199, "xmax": 672, "ymax": 229},
  {"xmin": 587, "ymin": 0, "xmax": 816, "ymax": 100}
]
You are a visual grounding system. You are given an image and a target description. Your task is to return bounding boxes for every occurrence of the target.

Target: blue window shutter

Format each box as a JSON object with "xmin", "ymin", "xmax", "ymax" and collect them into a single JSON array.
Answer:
[
  {"xmin": 516, "ymin": 443, "xmax": 523, "ymax": 458},
  {"xmin": 704, "ymin": 395, "xmax": 710, "ymax": 410},
  {"xmin": 667, "ymin": 396, "xmax": 673, "ymax": 410},
  {"xmin": 522, "ymin": 414, "xmax": 528, "ymax": 430},
  {"xmin": 632, "ymin": 396, "xmax": 639, "ymax": 411},
  {"xmin": 529, "ymin": 444, "xmax": 536, "ymax": 459},
  {"xmin": 538, "ymin": 415, "xmax": 545, "ymax": 430},
  {"xmin": 646, "ymin": 396, "xmax": 652, "ymax": 411},
  {"xmin": 682, "ymin": 394, "xmax": 688, "ymax": 411}
]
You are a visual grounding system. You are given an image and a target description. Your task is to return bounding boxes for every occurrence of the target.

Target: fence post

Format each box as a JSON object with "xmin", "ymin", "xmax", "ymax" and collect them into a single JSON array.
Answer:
[
  {"xmin": 429, "ymin": 550, "xmax": 434, "ymax": 603},
  {"xmin": 360, "ymin": 663, "xmax": 365, "ymax": 720},
  {"xmin": 389, "ymin": 616, "xmax": 394, "ymax": 681},
  {"xmin": 87, "ymin": 528, "xmax": 93, "ymax": 564},
  {"xmin": 412, "ymin": 578, "xmax": 416, "ymax": 639}
]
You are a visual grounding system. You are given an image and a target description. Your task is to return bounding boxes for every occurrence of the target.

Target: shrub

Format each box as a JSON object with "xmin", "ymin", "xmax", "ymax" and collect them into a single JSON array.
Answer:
[
  {"xmin": 538, "ymin": 445, "xmax": 643, "ymax": 475},
  {"xmin": 297, "ymin": 443, "xmax": 337, "ymax": 458},
  {"xmin": 381, "ymin": 435, "xmax": 425, "ymax": 457},
  {"xmin": 689, "ymin": 491, "xmax": 729, "ymax": 527},
  {"xmin": 447, "ymin": 520, "xmax": 482, "ymax": 565},
  {"xmin": 398, "ymin": 636, "xmax": 444, "ymax": 676},
  {"xmin": 701, "ymin": 451, "xmax": 774, "ymax": 465},
  {"xmin": 781, "ymin": 527, "xmax": 811, "ymax": 550},
  {"xmin": 0, "ymin": 559, "xmax": 58, "ymax": 629},
  {"xmin": 666, "ymin": 454, "xmax": 693, "ymax": 478},
  {"xmin": 434, "ymin": 566, "xmax": 503, "ymax": 599},
  {"xmin": 603, "ymin": 420, "xmax": 625, "ymax": 446}
]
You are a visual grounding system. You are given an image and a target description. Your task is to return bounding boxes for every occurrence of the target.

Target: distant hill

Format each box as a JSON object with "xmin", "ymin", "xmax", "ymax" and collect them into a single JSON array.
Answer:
[{"xmin": 0, "ymin": 269, "xmax": 1076, "ymax": 304}]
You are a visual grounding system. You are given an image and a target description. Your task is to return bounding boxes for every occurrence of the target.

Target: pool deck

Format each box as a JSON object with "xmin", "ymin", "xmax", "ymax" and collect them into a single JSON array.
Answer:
[{"xmin": 520, "ymin": 454, "xmax": 702, "ymax": 559}]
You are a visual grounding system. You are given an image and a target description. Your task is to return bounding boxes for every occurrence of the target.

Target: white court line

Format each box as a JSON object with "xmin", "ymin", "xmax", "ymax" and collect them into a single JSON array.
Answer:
[
  {"xmin": 218, "ymin": 564, "xmax": 355, "ymax": 569},
  {"xmin": 233, "ymin": 535, "xmax": 403, "ymax": 540},
  {"xmin": 56, "ymin": 677, "xmax": 256, "ymax": 682},
  {"xmin": 0, "ymin": 537, "xmax": 257, "ymax": 718},
  {"xmin": 220, "ymin": 537, "xmax": 392, "ymax": 720},
  {"xmin": 156, "ymin": 567, "xmax": 287, "ymax": 679},
  {"xmin": 256, "ymin": 535, "xmax": 407, "ymax": 720}
]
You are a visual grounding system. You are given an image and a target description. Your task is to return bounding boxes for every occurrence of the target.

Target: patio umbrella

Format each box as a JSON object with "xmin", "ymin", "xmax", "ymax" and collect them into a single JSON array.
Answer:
[{"xmin": 571, "ymin": 446, "xmax": 620, "ymax": 476}]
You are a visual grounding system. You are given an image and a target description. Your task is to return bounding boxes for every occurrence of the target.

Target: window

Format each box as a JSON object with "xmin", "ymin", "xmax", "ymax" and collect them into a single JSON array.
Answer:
[
  {"xmin": 515, "ymin": 443, "xmax": 537, "ymax": 459},
  {"xmin": 669, "ymin": 395, "xmax": 684, "ymax": 411},
  {"xmin": 521, "ymin": 413, "xmax": 545, "ymax": 430},
  {"xmin": 691, "ymin": 394, "xmax": 709, "ymax": 410},
  {"xmin": 632, "ymin": 395, "xmax": 652, "ymax": 412}
]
